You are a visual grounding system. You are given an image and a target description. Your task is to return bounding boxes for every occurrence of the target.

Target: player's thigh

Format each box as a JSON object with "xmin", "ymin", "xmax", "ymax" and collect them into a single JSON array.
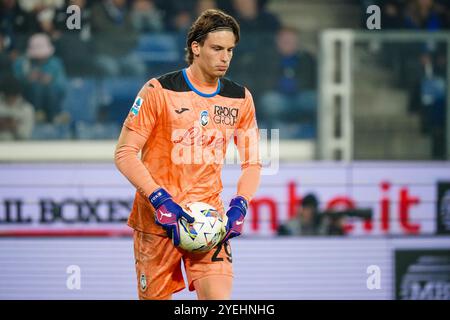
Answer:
[
  {"xmin": 133, "ymin": 230, "xmax": 185, "ymax": 300},
  {"xmin": 184, "ymin": 241, "xmax": 234, "ymax": 299},
  {"xmin": 194, "ymin": 274, "xmax": 233, "ymax": 300}
]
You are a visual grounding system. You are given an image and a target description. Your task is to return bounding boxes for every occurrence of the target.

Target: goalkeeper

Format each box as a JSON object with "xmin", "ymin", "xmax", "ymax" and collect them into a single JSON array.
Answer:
[{"xmin": 114, "ymin": 9, "xmax": 261, "ymax": 300}]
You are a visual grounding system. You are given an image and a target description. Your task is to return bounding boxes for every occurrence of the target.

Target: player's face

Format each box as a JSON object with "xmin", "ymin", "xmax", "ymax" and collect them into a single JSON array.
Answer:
[
  {"xmin": 301, "ymin": 207, "xmax": 314, "ymax": 223},
  {"xmin": 197, "ymin": 30, "xmax": 236, "ymax": 78}
]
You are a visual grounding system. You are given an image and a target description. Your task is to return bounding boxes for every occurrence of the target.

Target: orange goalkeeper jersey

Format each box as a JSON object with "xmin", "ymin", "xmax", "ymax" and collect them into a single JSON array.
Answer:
[{"xmin": 123, "ymin": 68, "xmax": 260, "ymax": 234}]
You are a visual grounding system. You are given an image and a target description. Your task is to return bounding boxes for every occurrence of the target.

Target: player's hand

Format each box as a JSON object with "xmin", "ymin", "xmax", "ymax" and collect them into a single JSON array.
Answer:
[
  {"xmin": 148, "ymin": 188, "xmax": 194, "ymax": 246},
  {"xmin": 222, "ymin": 196, "xmax": 248, "ymax": 242}
]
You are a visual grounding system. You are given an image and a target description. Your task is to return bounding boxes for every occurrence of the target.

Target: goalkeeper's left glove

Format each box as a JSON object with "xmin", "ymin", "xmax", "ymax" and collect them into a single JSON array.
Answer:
[
  {"xmin": 222, "ymin": 196, "xmax": 248, "ymax": 242},
  {"xmin": 149, "ymin": 187, "xmax": 194, "ymax": 246}
]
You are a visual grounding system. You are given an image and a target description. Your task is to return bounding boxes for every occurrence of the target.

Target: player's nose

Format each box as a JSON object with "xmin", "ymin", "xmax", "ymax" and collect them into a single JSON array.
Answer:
[{"xmin": 220, "ymin": 51, "xmax": 230, "ymax": 63}]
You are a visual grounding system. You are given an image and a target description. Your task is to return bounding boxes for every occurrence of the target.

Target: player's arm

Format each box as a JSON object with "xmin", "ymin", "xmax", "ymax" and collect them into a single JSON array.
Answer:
[
  {"xmin": 114, "ymin": 81, "xmax": 193, "ymax": 246},
  {"xmin": 115, "ymin": 125, "xmax": 160, "ymax": 197},
  {"xmin": 114, "ymin": 81, "xmax": 162, "ymax": 198},
  {"xmin": 222, "ymin": 89, "xmax": 262, "ymax": 242}
]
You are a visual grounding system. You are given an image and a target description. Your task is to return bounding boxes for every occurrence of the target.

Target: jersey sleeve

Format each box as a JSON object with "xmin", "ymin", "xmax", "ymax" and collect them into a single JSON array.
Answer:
[
  {"xmin": 234, "ymin": 88, "xmax": 262, "ymax": 202},
  {"xmin": 235, "ymin": 88, "xmax": 261, "ymax": 168},
  {"xmin": 124, "ymin": 79, "xmax": 163, "ymax": 139}
]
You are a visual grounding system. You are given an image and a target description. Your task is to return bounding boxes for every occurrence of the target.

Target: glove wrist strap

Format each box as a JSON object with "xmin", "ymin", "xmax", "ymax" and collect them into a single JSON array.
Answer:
[{"xmin": 148, "ymin": 188, "xmax": 171, "ymax": 210}]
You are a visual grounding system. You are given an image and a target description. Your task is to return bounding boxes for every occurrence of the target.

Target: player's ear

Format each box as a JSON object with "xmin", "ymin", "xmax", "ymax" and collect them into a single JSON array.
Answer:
[{"xmin": 192, "ymin": 41, "xmax": 201, "ymax": 57}]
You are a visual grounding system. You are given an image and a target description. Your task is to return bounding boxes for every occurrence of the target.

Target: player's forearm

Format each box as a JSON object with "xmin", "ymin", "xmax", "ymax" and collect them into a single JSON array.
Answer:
[
  {"xmin": 236, "ymin": 164, "xmax": 261, "ymax": 202},
  {"xmin": 114, "ymin": 138, "xmax": 160, "ymax": 198}
]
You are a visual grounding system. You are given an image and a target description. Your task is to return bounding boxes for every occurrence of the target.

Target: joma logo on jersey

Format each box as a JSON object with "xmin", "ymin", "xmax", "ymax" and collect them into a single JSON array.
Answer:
[{"xmin": 213, "ymin": 105, "xmax": 238, "ymax": 126}]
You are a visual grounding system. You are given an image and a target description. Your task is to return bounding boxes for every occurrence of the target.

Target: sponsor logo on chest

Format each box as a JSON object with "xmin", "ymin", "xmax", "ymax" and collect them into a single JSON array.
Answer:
[{"xmin": 213, "ymin": 105, "xmax": 239, "ymax": 126}]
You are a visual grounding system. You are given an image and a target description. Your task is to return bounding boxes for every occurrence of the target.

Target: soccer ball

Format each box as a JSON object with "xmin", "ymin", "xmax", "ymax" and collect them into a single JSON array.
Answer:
[{"xmin": 178, "ymin": 202, "xmax": 224, "ymax": 253}]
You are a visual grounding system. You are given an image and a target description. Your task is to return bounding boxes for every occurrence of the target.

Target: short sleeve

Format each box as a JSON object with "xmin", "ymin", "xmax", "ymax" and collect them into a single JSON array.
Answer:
[{"xmin": 124, "ymin": 79, "xmax": 163, "ymax": 139}]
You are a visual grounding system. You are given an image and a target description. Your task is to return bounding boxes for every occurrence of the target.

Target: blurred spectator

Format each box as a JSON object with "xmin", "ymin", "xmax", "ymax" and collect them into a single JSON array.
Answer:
[
  {"xmin": 0, "ymin": 0, "xmax": 38, "ymax": 32},
  {"xmin": 131, "ymin": 0, "xmax": 164, "ymax": 33},
  {"xmin": 322, "ymin": 211, "xmax": 346, "ymax": 236},
  {"xmin": 158, "ymin": 0, "xmax": 196, "ymax": 31},
  {"xmin": 16, "ymin": 0, "xmax": 64, "ymax": 13},
  {"xmin": 277, "ymin": 194, "xmax": 325, "ymax": 236},
  {"xmin": 172, "ymin": 9, "xmax": 193, "ymax": 34},
  {"xmin": 13, "ymin": 33, "xmax": 67, "ymax": 123},
  {"xmin": 31, "ymin": 0, "xmax": 67, "ymax": 41},
  {"xmin": 403, "ymin": 0, "xmax": 447, "ymax": 30},
  {"xmin": 437, "ymin": 0, "xmax": 450, "ymax": 28},
  {"xmin": 217, "ymin": 0, "xmax": 270, "ymax": 16},
  {"xmin": 379, "ymin": 0, "xmax": 406, "ymax": 29},
  {"xmin": 259, "ymin": 26, "xmax": 317, "ymax": 138},
  {"xmin": 37, "ymin": 6, "xmax": 59, "ymax": 38},
  {"xmin": 278, "ymin": 193, "xmax": 372, "ymax": 236},
  {"xmin": 0, "ymin": 32, "xmax": 13, "ymax": 76},
  {"xmin": 196, "ymin": 0, "xmax": 217, "ymax": 17},
  {"xmin": 227, "ymin": 0, "xmax": 281, "ymax": 106},
  {"xmin": 52, "ymin": 0, "xmax": 94, "ymax": 76},
  {"xmin": 216, "ymin": 0, "xmax": 234, "ymax": 15},
  {"xmin": 231, "ymin": 0, "xmax": 280, "ymax": 33},
  {"xmin": 376, "ymin": 0, "xmax": 448, "ymax": 133},
  {"xmin": 362, "ymin": 0, "xmax": 449, "ymax": 30},
  {"xmin": 0, "ymin": 0, "xmax": 40, "ymax": 51},
  {"xmin": 91, "ymin": 0, "xmax": 145, "ymax": 76},
  {"xmin": 391, "ymin": 0, "xmax": 449, "ymax": 159},
  {"xmin": 322, "ymin": 207, "xmax": 372, "ymax": 235},
  {"xmin": 0, "ymin": 75, "xmax": 34, "ymax": 140},
  {"xmin": 16, "ymin": 0, "xmax": 65, "ymax": 43},
  {"xmin": 166, "ymin": 1, "xmax": 196, "ymax": 70},
  {"xmin": 418, "ymin": 55, "xmax": 446, "ymax": 159}
]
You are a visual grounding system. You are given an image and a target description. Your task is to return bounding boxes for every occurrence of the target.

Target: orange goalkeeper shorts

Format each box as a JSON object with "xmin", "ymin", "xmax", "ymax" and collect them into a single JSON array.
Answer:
[{"xmin": 133, "ymin": 229, "xmax": 234, "ymax": 300}]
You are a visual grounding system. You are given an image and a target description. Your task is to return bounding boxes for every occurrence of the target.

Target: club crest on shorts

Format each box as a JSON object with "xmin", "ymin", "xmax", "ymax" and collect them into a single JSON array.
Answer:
[
  {"xmin": 200, "ymin": 110, "xmax": 209, "ymax": 126},
  {"xmin": 140, "ymin": 273, "xmax": 147, "ymax": 291},
  {"xmin": 130, "ymin": 96, "xmax": 143, "ymax": 116}
]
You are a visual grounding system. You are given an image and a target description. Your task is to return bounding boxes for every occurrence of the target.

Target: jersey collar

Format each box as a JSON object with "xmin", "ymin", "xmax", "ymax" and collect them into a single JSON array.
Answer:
[{"xmin": 182, "ymin": 68, "xmax": 221, "ymax": 98}]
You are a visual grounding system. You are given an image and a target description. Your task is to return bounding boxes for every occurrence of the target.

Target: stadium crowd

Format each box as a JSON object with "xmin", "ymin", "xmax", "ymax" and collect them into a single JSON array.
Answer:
[
  {"xmin": 0, "ymin": 0, "xmax": 448, "ymax": 151},
  {"xmin": 0, "ymin": 0, "xmax": 318, "ymax": 140},
  {"xmin": 363, "ymin": 0, "xmax": 450, "ymax": 159}
]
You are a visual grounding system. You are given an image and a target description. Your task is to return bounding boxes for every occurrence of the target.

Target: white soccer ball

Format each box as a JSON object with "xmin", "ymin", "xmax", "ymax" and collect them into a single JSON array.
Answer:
[{"xmin": 178, "ymin": 202, "xmax": 224, "ymax": 253}]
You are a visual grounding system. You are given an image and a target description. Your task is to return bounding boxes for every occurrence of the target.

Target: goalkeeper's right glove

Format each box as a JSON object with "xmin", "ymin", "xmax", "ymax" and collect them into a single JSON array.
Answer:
[
  {"xmin": 222, "ymin": 196, "xmax": 248, "ymax": 243},
  {"xmin": 149, "ymin": 188, "xmax": 194, "ymax": 246}
]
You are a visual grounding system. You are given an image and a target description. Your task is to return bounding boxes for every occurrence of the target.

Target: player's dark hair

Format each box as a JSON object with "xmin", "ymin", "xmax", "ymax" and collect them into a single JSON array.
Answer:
[{"xmin": 185, "ymin": 9, "xmax": 240, "ymax": 65}]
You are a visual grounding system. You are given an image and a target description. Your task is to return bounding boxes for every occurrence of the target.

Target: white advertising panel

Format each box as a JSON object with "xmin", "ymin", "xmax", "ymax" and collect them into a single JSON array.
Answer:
[{"xmin": 1, "ymin": 162, "xmax": 450, "ymax": 236}]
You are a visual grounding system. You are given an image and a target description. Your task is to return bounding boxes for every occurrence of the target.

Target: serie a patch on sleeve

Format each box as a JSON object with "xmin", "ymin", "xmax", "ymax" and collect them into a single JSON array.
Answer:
[{"xmin": 130, "ymin": 96, "xmax": 143, "ymax": 116}]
